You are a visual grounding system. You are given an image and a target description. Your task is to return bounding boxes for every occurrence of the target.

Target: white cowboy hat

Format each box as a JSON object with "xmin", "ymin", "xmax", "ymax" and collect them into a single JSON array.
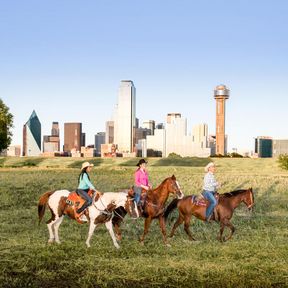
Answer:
[
  {"xmin": 81, "ymin": 161, "xmax": 94, "ymax": 171},
  {"xmin": 205, "ymin": 162, "xmax": 215, "ymax": 172}
]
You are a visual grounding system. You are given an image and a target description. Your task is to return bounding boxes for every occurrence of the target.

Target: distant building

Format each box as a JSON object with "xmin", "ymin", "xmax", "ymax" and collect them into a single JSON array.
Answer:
[
  {"xmin": 273, "ymin": 139, "xmax": 288, "ymax": 157},
  {"xmin": 208, "ymin": 135, "xmax": 216, "ymax": 156},
  {"xmin": 95, "ymin": 132, "xmax": 105, "ymax": 156},
  {"xmin": 105, "ymin": 121, "xmax": 114, "ymax": 144},
  {"xmin": 214, "ymin": 84, "xmax": 229, "ymax": 155},
  {"xmin": 142, "ymin": 120, "xmax": 155, "ymax": 135},
  {"xmin": 167, "ymin": 113, "xmax": 181, "ymax": 124},
  {"xmin": 23, "ymin": 110, "xmax": 41, "ymax": 156},
  {"xmin": 7, "ymin": 145, "xmax": 21, "ymax": 157},
  {"xmin": 43, "ymin": 122, "xmax": 60, "ymax": 153},
  {"xmin": 255, "ymin": 136, "xmax": 273, "ymax": 157},
  {"xmin": 81, "ymin": 146, "xmax": 96, "ymax": 157},
  {"xmin": 192, "ymin": 124, "xmax": 208, "ymax": 148},
  {"xmin": 101, "ymin": 143, "xmax": 117, "ymax": 157},
  {"xmin": 114, "ymin": 80, "xmax": 136, "ymax": 153},
  {"xmin": 141, "ymin": 114, "xmax": 210, "ymax": 158},
  {"xmin": 64, "ymin": 123, "xmax": 85, "ymax": 153}
]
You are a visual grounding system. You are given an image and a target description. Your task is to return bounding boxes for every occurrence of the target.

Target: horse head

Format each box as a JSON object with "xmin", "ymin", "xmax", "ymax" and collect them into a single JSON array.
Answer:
[
  {"xmin": 124, "ymin": 193, "xmax": 139, "ymax": 218},
  {"xmin": 166, "ymin": 175, "xmax": 184, "ymax": 199},
  {"xmin": 243, "ymin": 187, "xmax": 254, "ymax": 211}
]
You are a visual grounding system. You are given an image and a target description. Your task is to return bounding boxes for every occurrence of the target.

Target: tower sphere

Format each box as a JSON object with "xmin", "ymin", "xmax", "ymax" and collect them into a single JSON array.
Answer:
[{"xmin": 214, "ymin": 84, "xmax": 230, "ymax": 99}]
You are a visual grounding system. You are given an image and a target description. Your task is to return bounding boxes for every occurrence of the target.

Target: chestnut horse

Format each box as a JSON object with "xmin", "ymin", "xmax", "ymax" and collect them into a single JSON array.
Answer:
[
  {"xmin": 164, "ymin": 188, "xmax": 254, "ymax": 242},
  {"xmin": 38, "ymin": 190, "xmax": 136, "ymax": 248},
  {"xmin": 113, "ymin": 175, "xmax": 184, "ymax": 245}
]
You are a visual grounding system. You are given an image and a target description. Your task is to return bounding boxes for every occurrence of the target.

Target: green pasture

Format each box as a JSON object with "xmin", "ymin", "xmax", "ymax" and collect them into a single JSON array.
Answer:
[{"xmin": 0, "ymin": 157, "xmax": 287, "ymax": 287}]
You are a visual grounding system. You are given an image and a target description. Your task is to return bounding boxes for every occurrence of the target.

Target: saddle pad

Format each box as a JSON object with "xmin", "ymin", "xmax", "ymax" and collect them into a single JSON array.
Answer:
[{"xmin": 191, "ymin": 195, "xmax": 207, "ymax": 207}]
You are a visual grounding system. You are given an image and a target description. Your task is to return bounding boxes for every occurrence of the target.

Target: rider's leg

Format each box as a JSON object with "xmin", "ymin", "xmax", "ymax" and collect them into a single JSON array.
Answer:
[
  {"xmin": 203, "ymin": 190, "xmax": 217, "ymax": 220},
  {"xmin": 133, "ymin": 186, "xmax": 142, "ymax": 204},
  {"xmin": 76, "ymin": 189, "xmax": 92, "ymax": 214}
]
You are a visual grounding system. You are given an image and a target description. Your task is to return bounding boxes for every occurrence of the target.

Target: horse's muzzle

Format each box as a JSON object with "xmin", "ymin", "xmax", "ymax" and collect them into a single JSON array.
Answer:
[{"xmin": 177, "ymin": 191, "xmax": 184, "ymax": 199}]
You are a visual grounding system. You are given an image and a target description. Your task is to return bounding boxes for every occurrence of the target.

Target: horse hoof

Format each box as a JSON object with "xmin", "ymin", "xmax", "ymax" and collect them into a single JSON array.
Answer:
[
  {"xmin": 165, "ymin": 243, "xmax": 171, "ymax": 247},
  {"xmin": 139, "ymin": 241, "xmax": 144, "ymax": 246},
  {"xmin": 86, "ymin": 242, "xmax": 91, "ymax": 248},
  {"xmin": 48, "ymin": 239, "xmax": 54, "ymax": 244},
  {"xmin": 115, "ymin": 244, "xmax": 120, "ymax": 249},
  {"xmin": 55, "ymin": 240, "xmax": 61, "ymax": 244}
]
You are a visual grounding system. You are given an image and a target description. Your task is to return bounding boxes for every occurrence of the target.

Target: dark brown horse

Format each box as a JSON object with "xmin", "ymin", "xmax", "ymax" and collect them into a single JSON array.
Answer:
[
  {"xmin": 164, "ymin": 188, "xmax": 254, "ymax": 242},
  {"xmin": 113, "ymin": 175, "xmax": 184, "ymax": 245}
]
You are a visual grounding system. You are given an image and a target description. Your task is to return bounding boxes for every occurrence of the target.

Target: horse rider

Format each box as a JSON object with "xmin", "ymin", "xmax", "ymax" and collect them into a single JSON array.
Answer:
[
  {"xmin": 202, "ymin": 162, "xmax": 220, "ymax": 222},
  {"xmin": 134, "ymin": 159, "xmax": 152, "ymax": 211},
  {"xmin": 76, "ymin": 161, "xmax": 99, "ymax": 214}
]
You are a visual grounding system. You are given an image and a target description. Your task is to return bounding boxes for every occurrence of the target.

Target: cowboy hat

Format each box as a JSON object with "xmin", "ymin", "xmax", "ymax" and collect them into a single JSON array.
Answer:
[
  {"xmin": 136, "ymin": 159, "xmax": 148, "ymax": 167},
  {"xmin": 204, "ymin": 162, "xmax": 215, "ymax": 172},
  {"xmin": 81, "ymin": 161, "xmax": 94, "ymax": 170}
]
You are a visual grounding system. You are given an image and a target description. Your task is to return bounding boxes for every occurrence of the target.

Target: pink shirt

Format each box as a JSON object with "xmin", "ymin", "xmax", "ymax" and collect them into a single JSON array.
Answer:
[{"xmin": 134, "ymin": 168, "xmax": 149, "ymax": 187}]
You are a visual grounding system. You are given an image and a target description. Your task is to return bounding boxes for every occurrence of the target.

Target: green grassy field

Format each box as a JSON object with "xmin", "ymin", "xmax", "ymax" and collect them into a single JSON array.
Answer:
[{"xmin": 0, "ymin": 157, "xmax": 287, "ymax": 287}]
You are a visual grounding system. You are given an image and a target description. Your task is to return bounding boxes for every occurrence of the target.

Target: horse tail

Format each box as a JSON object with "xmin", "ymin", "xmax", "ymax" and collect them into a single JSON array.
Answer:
[
  {"xmin": 38, "ymin": 191, "xmax": 55, "ymax": 225},
  {"xmin": 164, "ymin": 198, "xmax": 179, "ymax": 221}
]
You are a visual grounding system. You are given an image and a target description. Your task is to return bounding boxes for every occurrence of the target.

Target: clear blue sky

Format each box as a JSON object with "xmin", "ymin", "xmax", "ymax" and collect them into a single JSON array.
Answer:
[{"xmin": 1, "ymin": 0, "xmax": 287, "ymax": 152}]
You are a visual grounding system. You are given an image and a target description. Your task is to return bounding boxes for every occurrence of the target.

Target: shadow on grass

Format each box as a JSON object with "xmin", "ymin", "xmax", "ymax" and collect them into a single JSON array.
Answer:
[
  {"xmin": 68, "ymin": 158, "xmax": 104, "ymax": 168},
  {"xmin": 119, "ymin": 159, "xmax": 139, "ymax": 166},
  {"xmin": 152, "ymin": 157, "xmax": 211, "ymax": 167},
  {"xmin": 8, "ymin": 157, "xmax": 45, "ymax": 168}
]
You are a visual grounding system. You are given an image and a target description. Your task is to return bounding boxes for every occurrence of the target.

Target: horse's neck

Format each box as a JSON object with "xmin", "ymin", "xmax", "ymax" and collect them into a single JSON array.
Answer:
[
  {"xmin": 226, "ymin": 192, "xmax": 247, "ymax": 209},
  {"xmin": 148, "ymin": 182, "xmax": 169, "ymax": 205}
]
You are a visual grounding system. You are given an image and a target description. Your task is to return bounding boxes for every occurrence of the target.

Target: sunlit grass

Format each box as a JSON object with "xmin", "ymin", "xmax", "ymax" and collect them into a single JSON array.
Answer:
[{"xmin": 0, "ymin": 157, "xmax": 287, "ymax": 287}]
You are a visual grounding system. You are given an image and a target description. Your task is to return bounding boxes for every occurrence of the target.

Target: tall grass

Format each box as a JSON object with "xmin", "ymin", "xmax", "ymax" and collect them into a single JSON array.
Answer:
[{"xmin": 0, "ymin": 158, "xmax": 287, "ymax": 287}]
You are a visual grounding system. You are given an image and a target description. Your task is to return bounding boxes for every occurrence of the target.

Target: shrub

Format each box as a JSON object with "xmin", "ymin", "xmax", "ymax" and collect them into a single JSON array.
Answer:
[{"xmin": 278, "ymin": 154, "xmax": 288, "ymax": 170}]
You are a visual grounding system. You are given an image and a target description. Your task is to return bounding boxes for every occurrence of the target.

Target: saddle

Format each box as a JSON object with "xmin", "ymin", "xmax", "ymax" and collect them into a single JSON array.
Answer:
[
  {"xmin": 191, "ymin": 193, "xmax": 219, "ymax": 207},
  {"xmin": 65, "ymin": 189, "xmax": 101, "ymax": 224},
  {"xmin": 191, "ymin": 193, "xmax": 220, "ymax": 221}
]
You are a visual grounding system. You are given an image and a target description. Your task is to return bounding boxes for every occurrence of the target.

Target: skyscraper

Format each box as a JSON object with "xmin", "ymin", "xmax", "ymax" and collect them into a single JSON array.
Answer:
[
  {"xmin": 105, "ymin": 121, "xmax": 114, "ymax": 144},
  {"xmin": 22, "ymin": 110, "xmax": 41, "ymax": 156},
  {"xmin": 214, "ymin": 84, "xmax": 230, "ymax": 155},
  {"xmin": 114, "ymin": 80, "xmax": 136, "ymax": 153},
  {"xmin": 63, "ymin": 123, "xmax": 84, "ymax": 153},
  {"xmin": 43, "ymin": 122, "xmax": 60, "ymax": 153}
]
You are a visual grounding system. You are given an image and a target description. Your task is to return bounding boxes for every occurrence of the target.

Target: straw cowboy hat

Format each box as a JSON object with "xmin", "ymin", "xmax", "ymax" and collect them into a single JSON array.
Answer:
[
  {"xmin": 136, "ymin": 159, "xmax": 148, "ymax": 167},
  {"xmin": 205, "ymin": 162, "xmax": 215, "ymax": 172},
  {"xmin": 81, "ymin": 161, "xmax": 94, "ymax": 171}
]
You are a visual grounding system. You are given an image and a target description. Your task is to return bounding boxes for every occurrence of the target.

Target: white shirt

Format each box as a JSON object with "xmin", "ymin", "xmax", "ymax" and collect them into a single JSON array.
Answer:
[{"xmin": 203, "ymin": 172, "xmax": 219, "ymax": 192}]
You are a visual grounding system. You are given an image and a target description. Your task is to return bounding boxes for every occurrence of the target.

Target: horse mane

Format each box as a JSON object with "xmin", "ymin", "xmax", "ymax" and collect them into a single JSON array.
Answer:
[{"xmin": 222, "ymin": 189, "xmax": 251, "ymax": 198}]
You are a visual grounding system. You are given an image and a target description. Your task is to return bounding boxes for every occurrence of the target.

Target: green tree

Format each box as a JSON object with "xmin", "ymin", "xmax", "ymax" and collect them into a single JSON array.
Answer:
[{"xmin": 0, "ymin": 98, "xmax": 14, "ymax": 153}]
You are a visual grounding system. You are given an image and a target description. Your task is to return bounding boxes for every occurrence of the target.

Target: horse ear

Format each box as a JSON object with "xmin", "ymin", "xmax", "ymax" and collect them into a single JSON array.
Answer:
[{"xmin": 171, "ymin": 175, "xmax": 176, "ymax": 180}]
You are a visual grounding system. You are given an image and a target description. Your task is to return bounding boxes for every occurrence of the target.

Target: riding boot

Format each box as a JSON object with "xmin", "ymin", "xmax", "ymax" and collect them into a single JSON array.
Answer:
[{"xmin": 77, "ymin": 203, "xmax": 89, "ymax": 214}]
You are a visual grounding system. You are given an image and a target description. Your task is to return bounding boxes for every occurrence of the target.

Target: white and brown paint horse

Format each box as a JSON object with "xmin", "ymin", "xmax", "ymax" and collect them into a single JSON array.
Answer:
[{"xmin": 38, "ymin": 190, "xmax": 136, "ymax": 249}]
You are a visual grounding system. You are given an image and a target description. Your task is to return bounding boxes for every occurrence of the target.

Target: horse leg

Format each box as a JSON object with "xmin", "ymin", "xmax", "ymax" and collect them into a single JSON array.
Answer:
[
  {"xmin": 184, "ymin": 215, "xmax": 195, "ymax": 241},
  {"xmin": 169, "ymin": 214, "xmax": 184, "ymax": 238},
  {"xmin": 86, "ymin": 221, "xmax": 97, "ymax": 248},
  {"xmin": 53, "ymin": 216, "xmax": 64, "ymax": 244},
  {"xmin": 114, "ymin": 223, "xmax": 122, "ymax": 241},
  {"xmin": 139, "ymin": 217, "xmax": 152, "ymax": 245},
  {"xmin": 217, "ymin": 221, "xmax": 225, "ymax": 242},
  {"xmin": 158, "ymin": 215, "xmax": 169, "ymax": 245},
  {"xmin": 105, "ymin": 220, "xmax": 120, "ymax": 249},
  {"xmin": 223, "ymin": 219, "xmax": 235, "ymax": 241},
  {"xmin": 47, "ymin": 221, "xmax": 55, "ymax": 243}
]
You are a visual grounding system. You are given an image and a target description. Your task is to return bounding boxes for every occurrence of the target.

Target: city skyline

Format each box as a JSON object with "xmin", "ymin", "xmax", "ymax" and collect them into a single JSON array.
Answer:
[{"xmin": 1, "ymin": 1, "xmax": 287, "ymax": 152}]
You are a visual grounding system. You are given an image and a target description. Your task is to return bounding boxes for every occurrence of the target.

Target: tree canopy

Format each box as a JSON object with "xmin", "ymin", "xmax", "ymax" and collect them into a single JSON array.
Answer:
[{"xmin": 0, "ymin": 98, "xmax": 14, "ymax": 153}]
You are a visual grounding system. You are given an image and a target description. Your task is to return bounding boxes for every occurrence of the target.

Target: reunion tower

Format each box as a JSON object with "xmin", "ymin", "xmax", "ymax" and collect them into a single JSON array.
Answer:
[{"xmin": 214, "ymin": 84, "xmax": 230, "ymax": 155}]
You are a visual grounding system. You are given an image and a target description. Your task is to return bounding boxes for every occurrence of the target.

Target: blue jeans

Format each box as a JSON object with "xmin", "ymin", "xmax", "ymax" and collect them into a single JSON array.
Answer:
[
  {"xmin": 202, "ymin": 190, "xmax": 217, "ymax": 219},
  {"xmin": 133, "ymin": 186, "xmax": 142, "ymax": 204},
  {"xmin": 76, "ymin": 189, "xmax": 92, "ymax": 213}
]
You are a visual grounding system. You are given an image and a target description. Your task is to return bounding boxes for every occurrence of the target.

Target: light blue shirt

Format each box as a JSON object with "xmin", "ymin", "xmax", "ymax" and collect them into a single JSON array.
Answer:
[
  {"xmin": 203, "ymin": 172, "xmax": 219, "ymax": 192},
  {"xmin": 78, "ymin": 173, "xmax": 96, "ymax": 190}
]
